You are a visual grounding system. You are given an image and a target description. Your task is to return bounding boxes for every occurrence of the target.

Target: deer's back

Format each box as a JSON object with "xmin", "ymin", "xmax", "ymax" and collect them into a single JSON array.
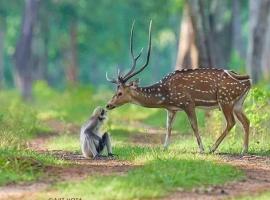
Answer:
[{"xmin": 162, "ymin": 68, "xmax": 251, "ymax": 107}]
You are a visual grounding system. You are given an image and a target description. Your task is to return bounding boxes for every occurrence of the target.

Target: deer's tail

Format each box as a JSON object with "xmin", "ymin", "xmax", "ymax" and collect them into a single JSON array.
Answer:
[{"xmin": 227, "ymin": 70, "xmax": 250, "ymax": 80}]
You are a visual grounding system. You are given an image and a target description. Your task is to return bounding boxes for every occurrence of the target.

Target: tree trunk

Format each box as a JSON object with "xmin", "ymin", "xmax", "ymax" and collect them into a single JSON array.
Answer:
[
  {"xmin": 262, "ymin": 17, "xmax": 270, "ymax": 80},
  {"xmin": 180, "ymin": 0, "xmax": 233, "ymax": 69},
  {"xmin": 187, "ymin": 0, "xmax": 215, "ymax": 68},
  {"xmin": 66, "ymin": 21, "xmax": 78, "ymax": 85},
  {"xmin": 0, "ymin": 23, "xmax": 5, "ymax": 89},
  {"xmin": 210, "ymin": 0, "xmax": 232, "ymax": 68},
  {"xmin": 247, "ymin": 0, "xmax": 270, "ymax": 83},
  {"xmin": 175, "ymin": 4, "xmax": 198, "ymax": 70},
  {"xmin": 32, "ymin": 4, "xmax": 49, "ymax": 82},
  {"xmin": 14, "ymin": 0, "xmax": 39, "ymax": 100},
  {"xmin": 232, "ymin": 0, "xmax": 245, "ymax": 59}
]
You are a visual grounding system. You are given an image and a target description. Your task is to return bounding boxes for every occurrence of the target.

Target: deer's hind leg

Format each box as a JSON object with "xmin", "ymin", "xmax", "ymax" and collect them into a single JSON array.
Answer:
[
  {"xmin": 210, "ymin": 104, "xmax": 236, "ymax": 153},
  {"xmin": 233, "ymin": 94, "xmax": 250, "ymax": 154}
]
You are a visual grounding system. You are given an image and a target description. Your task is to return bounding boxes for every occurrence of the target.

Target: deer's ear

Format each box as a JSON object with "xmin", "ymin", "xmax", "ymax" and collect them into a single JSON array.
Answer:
[{"xmin": 127, "ymin": 79, "xmax": 140, "ymax": 88}]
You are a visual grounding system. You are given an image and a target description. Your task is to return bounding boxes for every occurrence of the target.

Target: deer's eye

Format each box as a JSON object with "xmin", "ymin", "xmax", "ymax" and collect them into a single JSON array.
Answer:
[{"xmin": 118, "ymin": 92, "xmax": 122, "ymax": 96}]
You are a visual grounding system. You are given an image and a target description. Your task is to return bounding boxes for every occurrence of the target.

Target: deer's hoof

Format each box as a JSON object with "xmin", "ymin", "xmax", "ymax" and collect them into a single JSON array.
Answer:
[
  {"xmin": 199, "ymin": 149, "xmax": 205, "ymax": 154},
  {"xmin": 199, "ymin": 146, "xmax": 205, "ymax": 154}
]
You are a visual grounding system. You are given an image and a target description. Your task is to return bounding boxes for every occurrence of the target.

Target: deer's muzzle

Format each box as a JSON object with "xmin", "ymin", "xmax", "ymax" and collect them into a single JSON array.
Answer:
[{"xmin": 106, "ymin": 104, "xmax": 116, "ymax": 110}]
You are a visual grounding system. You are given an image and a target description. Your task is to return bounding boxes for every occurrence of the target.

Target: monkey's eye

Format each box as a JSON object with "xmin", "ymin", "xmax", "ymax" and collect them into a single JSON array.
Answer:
[{"xmin": 118, "ymin": 92, "xmax": 122, "ymax": 96}]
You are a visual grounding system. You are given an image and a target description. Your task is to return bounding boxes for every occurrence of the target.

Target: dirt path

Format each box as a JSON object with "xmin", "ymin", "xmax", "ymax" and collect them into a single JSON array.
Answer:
[{"xmin": 1, "ymin": 120, "xmax": 270, "ymax": 200}]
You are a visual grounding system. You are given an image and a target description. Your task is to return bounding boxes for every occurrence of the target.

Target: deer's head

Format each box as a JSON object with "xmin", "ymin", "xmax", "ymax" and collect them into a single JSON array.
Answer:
[{"xmin": 106, "ymin": 21, "xmax": 152, "ymax": 110}]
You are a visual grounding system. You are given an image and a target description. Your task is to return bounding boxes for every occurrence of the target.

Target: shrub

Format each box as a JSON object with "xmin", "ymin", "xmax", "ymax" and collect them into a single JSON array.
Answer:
[{"xmin": 0, "ymin": 96, "xmax": 38, "ymax": 149}]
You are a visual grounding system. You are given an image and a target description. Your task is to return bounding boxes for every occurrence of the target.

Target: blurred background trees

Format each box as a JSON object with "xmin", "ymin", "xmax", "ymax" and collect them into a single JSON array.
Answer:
[{"xmin": 0, "ymin": 0, "xmax": 269, "ymax": 100}]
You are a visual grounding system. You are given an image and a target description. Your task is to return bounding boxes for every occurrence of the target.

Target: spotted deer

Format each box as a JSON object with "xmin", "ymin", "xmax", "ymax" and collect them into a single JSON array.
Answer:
[{"xmin": 106, "ymin": 21, "xmax": 251, "ymax": 154}]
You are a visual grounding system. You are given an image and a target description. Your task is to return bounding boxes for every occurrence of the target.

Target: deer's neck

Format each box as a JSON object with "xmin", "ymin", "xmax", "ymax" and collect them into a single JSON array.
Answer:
[{"xmin": 130, "ymin": 84, "xmax": 166, "ymax": 108}]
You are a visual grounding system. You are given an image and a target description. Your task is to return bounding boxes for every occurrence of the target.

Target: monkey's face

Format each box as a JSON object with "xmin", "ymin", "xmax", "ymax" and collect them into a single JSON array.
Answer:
[
  {"xmin": 92, "ymin": 107, "xmax": 107, "ymax": 121},
  {"xmin": 98, "ymin": 108, "xmax": 107, "ymax": 121}
]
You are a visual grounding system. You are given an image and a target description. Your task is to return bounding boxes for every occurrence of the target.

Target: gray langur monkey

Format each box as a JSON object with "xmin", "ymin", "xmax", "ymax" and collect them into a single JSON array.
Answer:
[{"xmin": 80, "ymin": 107, "xmax": 114, "ymax": 159}]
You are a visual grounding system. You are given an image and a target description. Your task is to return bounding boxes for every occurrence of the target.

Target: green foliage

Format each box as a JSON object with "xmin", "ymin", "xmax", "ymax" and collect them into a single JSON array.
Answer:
[
  {"xmin": 236, "ymin": 191, "xmax": 270, "ymax": 200},
  {"xmin": 0, "ymin": 92, "xmax": 39, "ymax": 149},
  {"xmin": 1, "ymin": 0, "xmax": 185, "ymax": 87},
  {"xmin": 245, "ymin": 85, "xmax": 270, "ymax": 134},
  {"xmin": 33, "ymin": 81, "xmax": 109, "ymax": 123},
  {"xmin": 46, "ymin": 134, "xmax": 79, "ymax": 152},
  {"xmin": 143, "ymin": 109, "xmax": 205, "ymax": 133},
  {"xmin": 204, "ymin": 85, "xmax": 270, "ymax": 155},
  {"xmin": 229, "ymin": 50, "xmax": 246, "ymax": 73}
]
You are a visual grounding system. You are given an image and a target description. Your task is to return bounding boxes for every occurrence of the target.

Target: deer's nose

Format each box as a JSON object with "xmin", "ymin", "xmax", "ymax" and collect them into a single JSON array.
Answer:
[{"xmin": 106, "ymin": 104, "xmax": 115, "ymax": 110}]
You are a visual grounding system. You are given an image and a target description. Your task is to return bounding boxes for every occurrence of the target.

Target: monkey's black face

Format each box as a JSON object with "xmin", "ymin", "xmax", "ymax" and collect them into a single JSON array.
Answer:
[
  {"xmin": 98, "ymin": 108, "xmax": 107, "ymax": 121},
  {"xmin": 101, "ymin": 109, "xmax": 105, "ymax": 116}
]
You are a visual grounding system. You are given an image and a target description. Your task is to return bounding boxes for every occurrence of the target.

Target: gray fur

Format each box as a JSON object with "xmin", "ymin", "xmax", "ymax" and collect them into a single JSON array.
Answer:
[{"xmin": 80, "ymin": 108, "xmax": 113, "ymax": 158}]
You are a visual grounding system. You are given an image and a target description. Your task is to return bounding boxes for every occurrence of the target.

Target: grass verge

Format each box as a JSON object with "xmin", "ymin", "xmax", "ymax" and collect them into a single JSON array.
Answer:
[
  {"xmin": 0, "ymin": 149, "xmax": 66, "ymax": 186},
  {"xmin": 236, "ymin": 191, "xmax": 270, "ymax": 200}
]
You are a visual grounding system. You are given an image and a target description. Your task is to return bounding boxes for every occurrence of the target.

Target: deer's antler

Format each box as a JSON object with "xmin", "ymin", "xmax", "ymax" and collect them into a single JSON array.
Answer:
[
  {"xmin": 122, "ymin": 20, "xmax": 152, "ymax": 82},
  {"xmin": 106, "ymin": 20, "xmax": 152, "ymax": 84}
]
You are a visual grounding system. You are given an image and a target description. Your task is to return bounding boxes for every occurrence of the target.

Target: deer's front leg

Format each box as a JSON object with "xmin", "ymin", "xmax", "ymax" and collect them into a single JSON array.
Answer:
[
  {"xmin": 184, "ymin": 104, "xmax": 204, "ymax": 153},
  {"xmin": 164, "ymin": 110, "xmax": 177, "ymax": 149}
]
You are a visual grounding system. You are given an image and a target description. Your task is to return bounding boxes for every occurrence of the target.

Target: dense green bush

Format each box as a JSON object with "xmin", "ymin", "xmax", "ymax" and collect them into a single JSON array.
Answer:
[
  {"xmin": 204, "ymin": 85, "xmax": 270, "ymax": 154},
  {"xmin": 245, "ymin": 85, "xmax": 270, "ymax": 135},
  {"xmin": 206, "ymin": 85, "xmax": 270, "ymax": 132},
  {"xmin": 33, "ymin": 81, "xmax": 111, "ymax": 123},
  {"xmin": 0, "ymin": 94, "xmax": 38, "ymax": 149}
]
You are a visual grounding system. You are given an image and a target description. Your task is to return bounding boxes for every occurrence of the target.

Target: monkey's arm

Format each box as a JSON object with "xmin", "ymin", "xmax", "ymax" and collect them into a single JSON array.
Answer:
[
  {"xmin": 84, "ymin": 118, "xmax": 102, "ymax": 141},
  {"xmin": 87, "ymin": 132, "xmax": 102, "ymax": 141},
  {"xmin": 84, "ymin": 117, "xmax": 98, "ymax": 131}
]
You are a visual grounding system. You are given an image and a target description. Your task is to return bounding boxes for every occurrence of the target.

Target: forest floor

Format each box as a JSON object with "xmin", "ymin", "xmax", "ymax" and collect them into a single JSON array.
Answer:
[{"xmin": 0, "ymin": 120, "xmax": 270, "ymax": 200}]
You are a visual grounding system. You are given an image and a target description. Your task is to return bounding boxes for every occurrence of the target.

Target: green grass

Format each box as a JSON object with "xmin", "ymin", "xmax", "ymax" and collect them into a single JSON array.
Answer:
[
  {"xmin": 45, "ymin": 116, "xmax": 270, "ymax": 158},
  {"xmin": 0, "ymin": 149, "xmax": 66, "ymax": 186},
  {"xmin": 143, "ymin": 108, "xmax": 205, "ymax": 133},
  {"xmin": 46, "ymin": 134, "xmax": 80, "ymax": 152},
  {"xmin": 236, "ymin": 191, "xmax": 270, "ymax": 200},
  {"xmin": 54, "ymin": 146, "xmax": 243, "ymax": 200},
  {"xmin": 0, "ymin": 98, "xmax": 39, "ymax": 149}
]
